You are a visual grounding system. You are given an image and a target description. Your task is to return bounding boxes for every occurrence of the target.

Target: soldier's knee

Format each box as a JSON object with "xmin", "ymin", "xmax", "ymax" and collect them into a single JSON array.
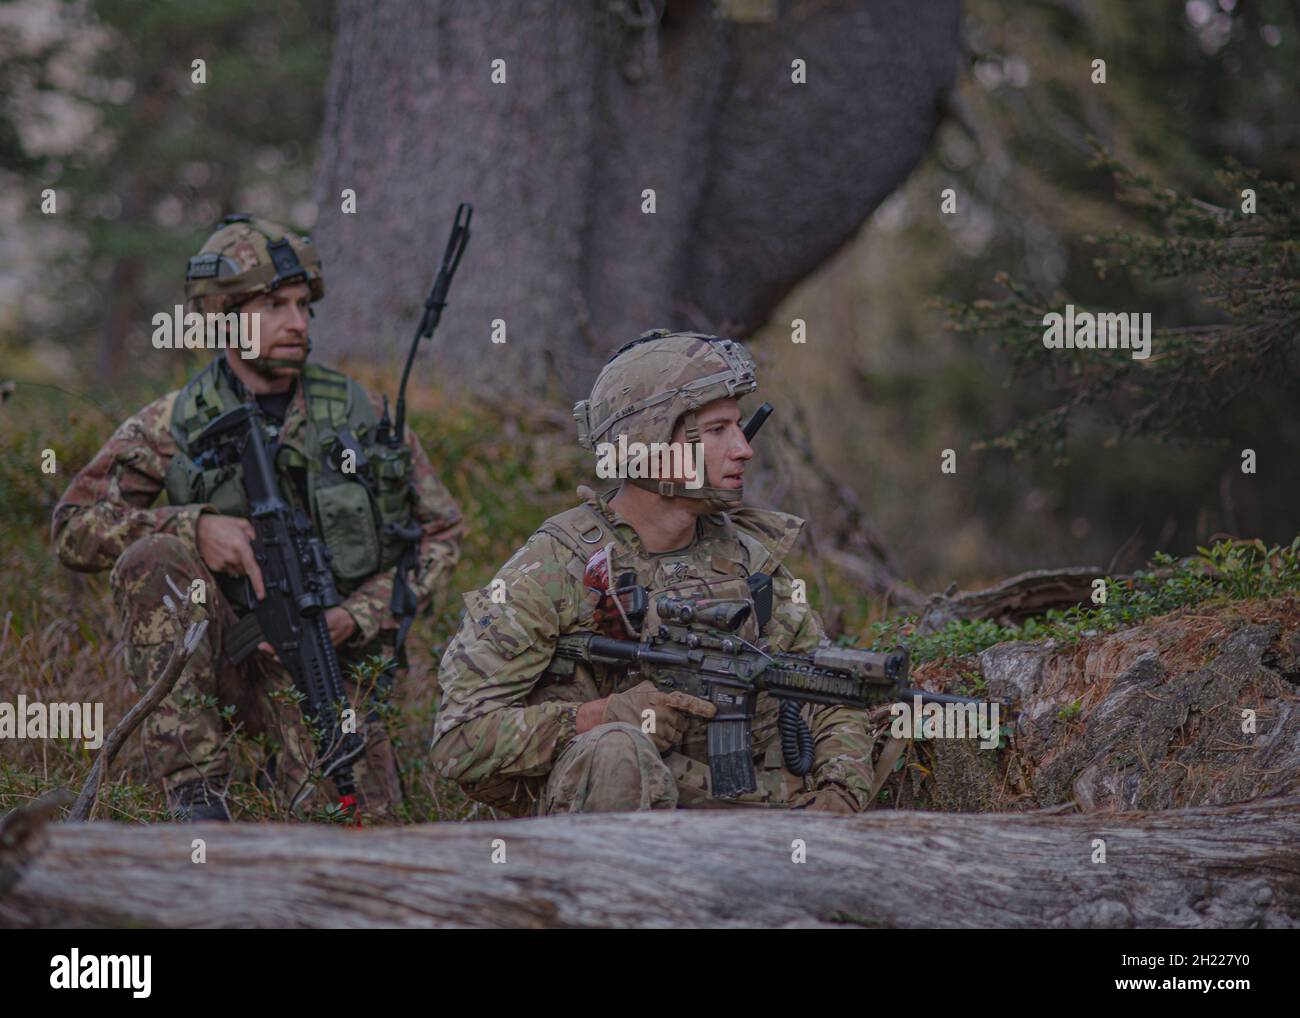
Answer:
[
  {"xmin": 571, "ymin": 722, "xmax": 676, "ymax": 813},
  {"xmin": 110, "ymin": 534, "xmax": 207, "ymax": 600},
  {"xmin": 585, "ymin": 721, "xmax": 655, "ymax": 757}
]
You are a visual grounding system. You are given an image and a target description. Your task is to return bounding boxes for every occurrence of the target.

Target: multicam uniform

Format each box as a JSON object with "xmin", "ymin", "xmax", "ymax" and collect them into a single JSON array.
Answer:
[
  {"xmin": 431, "ymin": 330, "xmax": 879, "ymax": 816},
  {"xmin": 50, "ymin": 215, "xmax": 463, "ymax": 818},
  {"xmin": 432, "ymin": 486, "xmax": 879, "ymax": 815}
]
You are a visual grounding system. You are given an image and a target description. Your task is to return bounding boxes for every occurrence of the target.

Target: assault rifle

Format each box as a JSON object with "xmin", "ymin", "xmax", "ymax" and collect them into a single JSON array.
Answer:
[
  {"xmin": 552, "ymin": 590, "xmax": 980, "ymax": 799},
  {"xmin": 192, "ymin": 402, "xmax": 365, "ymax": 820}
]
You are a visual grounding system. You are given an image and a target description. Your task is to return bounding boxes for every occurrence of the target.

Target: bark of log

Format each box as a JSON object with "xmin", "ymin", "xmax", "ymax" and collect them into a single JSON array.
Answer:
[
  {"xmin": 2, "ymin": 795, "xmax": 1296, "ymax": 928},
  {"xmin": 914, "ymin": 566, "xmax": 1105, "ymax": 632},
  {"xmin": 311, "ymin": 0, "xmax": 961, "ymax": 395}
]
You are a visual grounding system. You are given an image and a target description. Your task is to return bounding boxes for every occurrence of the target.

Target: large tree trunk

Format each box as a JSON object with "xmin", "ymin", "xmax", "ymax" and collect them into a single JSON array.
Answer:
[
  {"xmin": 311, "ymin": 0, "xmax": 961, "ymax": 395},
  {"xmin": 3, "ymin": 796, "xmax": 1297, "ymax": 928}
]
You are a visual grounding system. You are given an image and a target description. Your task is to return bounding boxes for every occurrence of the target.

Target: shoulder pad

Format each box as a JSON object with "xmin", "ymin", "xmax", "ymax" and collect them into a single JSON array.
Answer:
[
  {"xmin": 725, "ymin": 507, "xmax": 806, "ymax": 574},
  {"xmin": 169, "ymin": 359, "xmax": 227, "ymax": 451},
  {"xmin": 303, "ymin": 362, "xmax": 378, "ymax": 431},
  {"xmin": 536, "ymin": 503, "xmax": 610, "ymax": 560}
]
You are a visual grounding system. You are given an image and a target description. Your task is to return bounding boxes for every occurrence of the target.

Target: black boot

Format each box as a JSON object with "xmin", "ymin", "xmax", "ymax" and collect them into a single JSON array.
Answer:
[{"xmin": 170, "ymin": 776, "xmax": 231, "ymax": 822}]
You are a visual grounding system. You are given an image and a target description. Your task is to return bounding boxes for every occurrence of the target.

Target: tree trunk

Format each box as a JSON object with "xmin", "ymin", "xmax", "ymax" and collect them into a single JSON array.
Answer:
[
  {"xmin": 311, "ymin": 0, "xmax": 961, "ymax": 396},
  {"xmin": 3, "ymin": 796, "xmax": 1297, "ymax": 928}
]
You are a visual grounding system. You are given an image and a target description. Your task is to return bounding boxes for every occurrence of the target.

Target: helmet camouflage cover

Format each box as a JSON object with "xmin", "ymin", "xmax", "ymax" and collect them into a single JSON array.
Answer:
[
  {"xmin": 573, "ymin": 328, "xmax": 758, "ymax": 510},
  {"xmin": 184, "ymin": 213, "xmax": 324, "ymax": 313}
]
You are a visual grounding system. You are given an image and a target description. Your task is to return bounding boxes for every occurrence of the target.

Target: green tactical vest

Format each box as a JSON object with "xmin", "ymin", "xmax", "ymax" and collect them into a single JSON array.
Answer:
[{"xmin": 162, "ymin": 359, "xmax": 416, "ymax": 604}]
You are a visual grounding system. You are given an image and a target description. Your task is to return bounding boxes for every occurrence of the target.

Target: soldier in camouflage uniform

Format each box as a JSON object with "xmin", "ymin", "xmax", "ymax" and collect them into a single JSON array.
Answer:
[
  {"xmin": 52, "ymin": 214, "xmax": 463, "ymax": 821},
  {"xmin": 431, "ymin": 330, "xmax": 878, "ymax": 816}
]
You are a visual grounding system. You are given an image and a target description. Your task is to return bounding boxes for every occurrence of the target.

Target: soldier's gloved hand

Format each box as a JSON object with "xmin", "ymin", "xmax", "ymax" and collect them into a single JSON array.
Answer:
[
  {"xmin": 196, "ymin": 513, "xmax": 266, "ymax": 599},
  {"xmin": 789, "ymin": 784, "xmax": 859, "ymax": 814},
  {"xmin": 599, "ymin": 680, "xmax": 716, "ymax": 752}
]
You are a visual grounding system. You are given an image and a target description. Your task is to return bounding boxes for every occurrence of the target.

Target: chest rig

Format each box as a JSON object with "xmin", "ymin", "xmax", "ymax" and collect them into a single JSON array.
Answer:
[
  {"xmin": 533, "ymin": 496, "xmax": 782, "ymax": 717},
  {"xmin": 163, "ymin": 359, "xmax": 417, "ymax": 609}
]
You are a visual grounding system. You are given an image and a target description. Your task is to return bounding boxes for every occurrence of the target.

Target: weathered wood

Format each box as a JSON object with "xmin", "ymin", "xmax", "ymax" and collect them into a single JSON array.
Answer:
[
  {"xmin": 2, "ymin": 796, "xmax": 1296, "ymax": 928},
  {"xmin": 0, "ymin": 790, "xmax": 70, "ymax": 902},
  {"xmin": 915, "ymin": 567, "xmax": 1104, "ymax": 632}
]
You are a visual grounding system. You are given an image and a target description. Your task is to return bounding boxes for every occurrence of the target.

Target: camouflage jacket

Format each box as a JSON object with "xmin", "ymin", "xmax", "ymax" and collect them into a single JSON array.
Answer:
[
  {"xmin": 50, "ymin": 364, "xmax": 464, "ymax": 647},
  {"xmin": 430, "ymin": 486, "xmax": 877, "ymax": 813}
]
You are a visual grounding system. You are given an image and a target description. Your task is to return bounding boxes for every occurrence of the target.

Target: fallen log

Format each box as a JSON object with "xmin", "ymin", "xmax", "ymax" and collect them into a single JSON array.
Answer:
[
  {"xmin": 915, "ymin": 566, "xmax": 1103, "ymax": 631},
  {"xmin": 2, "ymin": 795, "xmax": 1296, "ymax": 928}
]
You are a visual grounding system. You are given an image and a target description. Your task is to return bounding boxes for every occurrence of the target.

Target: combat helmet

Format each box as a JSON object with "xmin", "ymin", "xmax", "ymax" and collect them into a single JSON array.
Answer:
[
  {"xmin": 574, "ymin": 328, "xmax": 758, "ymax": 512},
  {"xmin": 184, "ymin": 213, "xmax": 324, "ymax": 314}
]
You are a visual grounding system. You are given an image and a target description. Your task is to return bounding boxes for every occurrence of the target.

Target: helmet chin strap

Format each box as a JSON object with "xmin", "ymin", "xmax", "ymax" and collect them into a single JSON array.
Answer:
[
  {"xmin": 625, "ymin": 409, "xmax": 743, "ymax": 513},
  {"xmin": 626, "ymin": 476, "xmax": 743, "ymax": 513}
]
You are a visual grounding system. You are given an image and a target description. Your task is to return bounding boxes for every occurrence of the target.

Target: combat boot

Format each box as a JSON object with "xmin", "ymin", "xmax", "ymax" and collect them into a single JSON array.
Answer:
[{"xmin": 170, "ymin": 776, "xmax": 231, "ymax": 822}]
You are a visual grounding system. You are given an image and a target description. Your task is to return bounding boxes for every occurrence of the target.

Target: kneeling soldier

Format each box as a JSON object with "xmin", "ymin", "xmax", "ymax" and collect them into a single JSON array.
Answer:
[
  {"xmin": 431, "ymin": 330, "xmax": 878, "ymax": 815},
  {"xmin": 52, "ymin": 215, "xmax": 464, "ymax": 820}
]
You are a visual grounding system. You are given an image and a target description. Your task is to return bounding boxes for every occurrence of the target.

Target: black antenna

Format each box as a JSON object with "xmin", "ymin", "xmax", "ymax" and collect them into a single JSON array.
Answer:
[
  {"xmin": 386, "ymin": 202, "xmax": 472, "ymax": 447},
  {"xmin": 742, "ymin": 402, "xmax": 773, "ymax": 442}
]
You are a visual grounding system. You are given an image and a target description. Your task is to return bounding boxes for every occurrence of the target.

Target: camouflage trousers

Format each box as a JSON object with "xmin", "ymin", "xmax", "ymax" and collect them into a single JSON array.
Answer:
[
  {"xmin": 538, "ymin": 722, "xmax": 810, "ymax": 815},
  {"xmin": 109, "ymin": 534, "xmax": 402, "ymax": 819}
]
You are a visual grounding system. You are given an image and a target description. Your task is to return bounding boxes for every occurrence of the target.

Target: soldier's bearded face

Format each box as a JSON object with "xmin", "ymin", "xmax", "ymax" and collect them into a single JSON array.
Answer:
[
  {"xmin": 240, "ymin": 281, "xmax": 313, "ymax": 377},
  {"xmin": 670, "ymin": 397, "xmax": 753, "ymax": 491}
]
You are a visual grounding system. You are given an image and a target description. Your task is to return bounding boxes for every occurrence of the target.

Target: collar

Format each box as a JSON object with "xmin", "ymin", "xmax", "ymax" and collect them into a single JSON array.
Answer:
[{"xmin": 575, "ymin": 485, "xmax": 735, "ymax": 556}]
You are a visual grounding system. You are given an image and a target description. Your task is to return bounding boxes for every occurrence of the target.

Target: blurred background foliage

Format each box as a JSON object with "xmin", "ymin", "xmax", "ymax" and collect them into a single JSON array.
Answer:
[{"xmin": 758, "ymin": 0, "xmax": 1299, "ymax": 588}]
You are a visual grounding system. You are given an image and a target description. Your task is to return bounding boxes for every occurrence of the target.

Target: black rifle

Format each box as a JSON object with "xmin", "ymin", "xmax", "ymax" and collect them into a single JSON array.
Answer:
[
  {"xmin": 552, "ymin": 592, "xmax": 982, "ymax": 799},
  {"xmin": 192, "ymin": 403, "xmax": 365, "ymax": 819}
]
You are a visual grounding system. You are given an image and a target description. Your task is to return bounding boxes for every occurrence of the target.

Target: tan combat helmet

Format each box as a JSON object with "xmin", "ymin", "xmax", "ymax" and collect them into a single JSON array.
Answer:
[
  {"xmin": 184, "ymin": 213, "xmax": 324, "ymax": 314},
  {"xmin": 574, "ymin": 328, "xmax": 758, "ymax": 512}
]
